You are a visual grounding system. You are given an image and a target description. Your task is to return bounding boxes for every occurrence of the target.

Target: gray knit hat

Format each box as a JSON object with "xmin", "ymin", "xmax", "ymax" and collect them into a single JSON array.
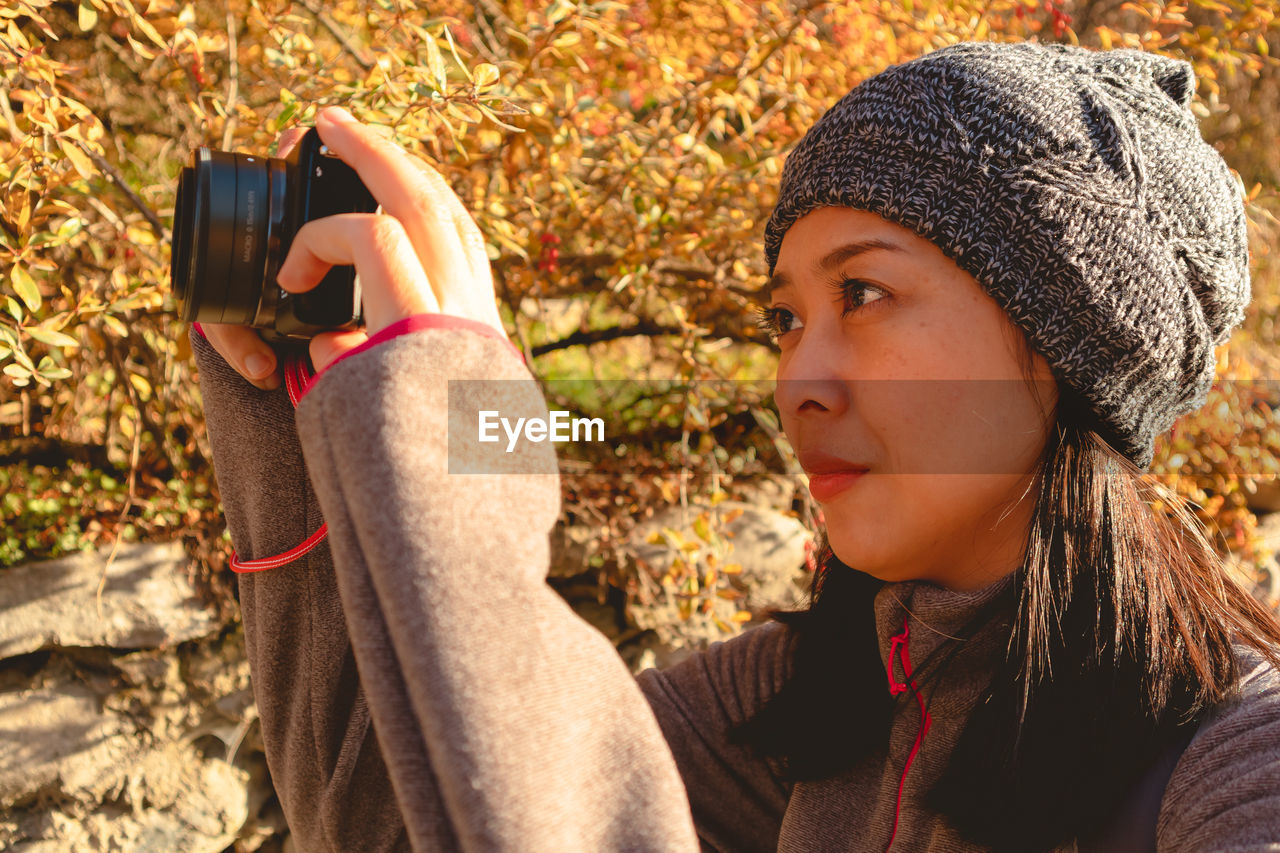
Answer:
[{"xmin": 763, "ymin": 41, "xmax": 1251, "ymax": 470}]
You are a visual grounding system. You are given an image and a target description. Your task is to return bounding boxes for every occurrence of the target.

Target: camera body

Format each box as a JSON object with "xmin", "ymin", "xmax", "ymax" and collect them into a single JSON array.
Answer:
[{"xmin": 170, "ymin": 127, "xmax": 378, "ymax": 342}]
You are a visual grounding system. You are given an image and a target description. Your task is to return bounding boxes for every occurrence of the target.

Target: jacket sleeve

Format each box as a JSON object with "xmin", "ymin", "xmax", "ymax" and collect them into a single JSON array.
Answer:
[
  {"xmin": 277, "ymin": 321, "xmax": 701, "ymax": 851},
  {"xmin": 636, "ymin": 620, "xmax": 797, "ymax": 852},
  {"xmin": 191, "ymin": 326, "xmax": 412, "ymax": 851},
  {"xmin": 1156, "ymin": 643, "xmax": 1280, "ymax": 852}
]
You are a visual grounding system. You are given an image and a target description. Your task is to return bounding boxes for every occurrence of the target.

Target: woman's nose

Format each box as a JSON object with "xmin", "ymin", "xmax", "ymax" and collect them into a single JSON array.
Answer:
[{"xmin": 774, "ymin": 332, "xmax": 850, "ymax": 418}]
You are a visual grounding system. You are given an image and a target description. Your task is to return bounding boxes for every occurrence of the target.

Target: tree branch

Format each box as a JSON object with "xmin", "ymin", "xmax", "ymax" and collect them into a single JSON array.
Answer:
[
  {"xmin": 76, "ymin": 140, "xmax": 166, "ymax": 241},
  {"xmin": 300, "ymin": 0, "xmax": 374, "ymax": 70},
  {"xmin": 530, "ymin": 320, "xmax": 762, "ymax": 357}
]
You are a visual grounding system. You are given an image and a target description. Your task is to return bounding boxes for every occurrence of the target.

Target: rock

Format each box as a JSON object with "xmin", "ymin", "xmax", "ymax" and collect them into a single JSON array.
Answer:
[
  {"xmin": 5, "ymin": 741, "xmax": 249, "ymax": 853},
  {"xmin": 0, "ymin": 680, "xmax": 141, "ymax": 806},
  {"xmin": 0, "ymin": 541, "xmax": 219, "ymax": 661},
  {"xmin": 620, "ymin": 501, "xmax": 812, "ymax": 656},
  {"xmin": 626, "ymin": 501, "xmax": 811, "ymax": 613},
  {"xmin": 729, "ymin": 474, "xmax": 800, "ymax": 513}
]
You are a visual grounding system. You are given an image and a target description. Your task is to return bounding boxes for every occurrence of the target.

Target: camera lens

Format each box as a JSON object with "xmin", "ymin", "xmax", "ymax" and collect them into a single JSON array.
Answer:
[{"xmin": 171, "ymin": 149, "xmax": 287, "ymax": 325}]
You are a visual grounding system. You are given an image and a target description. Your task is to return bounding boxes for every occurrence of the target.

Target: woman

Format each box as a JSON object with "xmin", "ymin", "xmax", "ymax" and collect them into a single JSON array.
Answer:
[{"xmin": 192, "ymin": 41, "xmax": 1280, "ymax": 851}]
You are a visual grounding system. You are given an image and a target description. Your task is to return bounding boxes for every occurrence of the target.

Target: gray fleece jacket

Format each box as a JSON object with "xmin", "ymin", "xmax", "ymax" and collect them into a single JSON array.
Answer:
[{"xmin": 190, "ymin": 321, "xmax": 1280, "ymax": 852}]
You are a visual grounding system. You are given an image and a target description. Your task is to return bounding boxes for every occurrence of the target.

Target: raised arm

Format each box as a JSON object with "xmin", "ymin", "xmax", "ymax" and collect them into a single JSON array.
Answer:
[
  {"xmin": 192, "ymin": 325, "xmax": 411, "ymax": 851},
  {"xmin": 284, "ymin": 316, "xmax": 699, "ymax": 849}
]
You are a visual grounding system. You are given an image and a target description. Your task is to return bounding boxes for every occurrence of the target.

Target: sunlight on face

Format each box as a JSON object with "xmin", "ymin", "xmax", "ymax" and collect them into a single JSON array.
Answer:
[{"xmin": 770, "ymin": 207, "xmax": 1059, "ymax": 592}]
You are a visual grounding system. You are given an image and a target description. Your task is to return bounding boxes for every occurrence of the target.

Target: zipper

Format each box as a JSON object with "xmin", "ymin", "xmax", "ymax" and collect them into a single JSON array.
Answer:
[{"xmin": 884, "ymin": 613, "xmax": 932, "ymax": 852}]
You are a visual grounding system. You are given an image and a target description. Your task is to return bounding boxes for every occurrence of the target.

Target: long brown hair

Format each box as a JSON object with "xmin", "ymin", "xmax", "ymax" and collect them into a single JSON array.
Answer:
[{"xmin": 731, "ymin": 338, "xmax": 1280, "ymax": 852}]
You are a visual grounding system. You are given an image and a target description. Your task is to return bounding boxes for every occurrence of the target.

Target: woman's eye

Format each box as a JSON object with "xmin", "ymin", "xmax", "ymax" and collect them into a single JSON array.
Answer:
[
  {"xmin": 757, "ymin": 305, "xmax": 802, "ymax": 340},
  {"xmin": 832, "ymin": 278, "xmax": 887, "ymax": 316}
]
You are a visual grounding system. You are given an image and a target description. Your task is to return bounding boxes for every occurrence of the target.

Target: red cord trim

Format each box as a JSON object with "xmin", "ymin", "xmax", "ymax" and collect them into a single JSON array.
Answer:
[
  {"xmin": 220, "ymin": 316, "xmax": 516, "ymax": 573},
  {"xmin": 231, "ymin": 522, "xmax": 329, "ymax": 573},
  {"xmin": 884, "ymin": 614, "xmax": 933, "ymax": 852},
  {"xmin": 229, "ymin": 350, "xmax": 323, "ymax": 574}
]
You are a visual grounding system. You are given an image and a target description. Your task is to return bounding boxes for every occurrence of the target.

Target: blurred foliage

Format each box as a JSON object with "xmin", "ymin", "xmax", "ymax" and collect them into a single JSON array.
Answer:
[{"xmin": 1, "ymin": 0, "xmax": 1278, "ymax": 630}]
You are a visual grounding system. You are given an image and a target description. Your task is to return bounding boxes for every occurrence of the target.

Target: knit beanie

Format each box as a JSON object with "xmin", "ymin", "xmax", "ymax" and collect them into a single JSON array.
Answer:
[{"xmin": 763, "ymin": 40, "xmax": 1251, "ymax": 470}]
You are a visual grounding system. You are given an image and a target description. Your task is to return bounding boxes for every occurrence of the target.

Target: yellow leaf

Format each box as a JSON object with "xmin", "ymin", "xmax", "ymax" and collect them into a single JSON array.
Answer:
[
  {"xmin": 78, "ymin": 0, "xmax": 98, "ymax": 31},
  {"xmin": 128, "ymin": 372, "xmax": 152, "ymax": 401},
  {"xmin": 473, "ymin": 63, "xmax": 500, "ymax": 89},
  {"xmin": 125, "ymin": 32, "xmax": 156, "ymax": 60},
  {"xmin": 58, "ymin": 138, "xmax": 96, "ymax": 181},
  {"xmin": 7, "ymin": 21, "xmax": 29, "ymax": 52},
  {"xmin": 443, "ymin": 26, "xmax": 470, "ymax": 82},
  {"xmin": 130, "ymin": 9, "xmax": 168, "ymax": 51},
  {"xmin": 424, "ymin": 34, "xmax": 447, "ymax": 91},
  {"xmin": 26, "ymin": 325, "xmax": 78, "ymax": 348},
  {"xmin": 732, "ymin": 610, "xmax": 753, "ymax": 622},
  {"xmin": 101, "ymin": 313, "xmax": 128, "ymax": 337},
  {"xmin": 11, "ymin": 266, "xmax": 40, "ymax": 312}
]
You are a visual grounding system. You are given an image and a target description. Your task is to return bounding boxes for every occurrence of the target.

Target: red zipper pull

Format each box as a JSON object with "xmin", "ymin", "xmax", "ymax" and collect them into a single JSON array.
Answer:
[{"xmin": 884, "ymin": 614, "xmax": 933, "ymax": 852}]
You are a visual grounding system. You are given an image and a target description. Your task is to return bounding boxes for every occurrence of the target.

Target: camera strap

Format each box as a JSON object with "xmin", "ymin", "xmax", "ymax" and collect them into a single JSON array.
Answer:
[{"xmin": 229, "ymin": 352, "xmax": 329, "ymax": 573}]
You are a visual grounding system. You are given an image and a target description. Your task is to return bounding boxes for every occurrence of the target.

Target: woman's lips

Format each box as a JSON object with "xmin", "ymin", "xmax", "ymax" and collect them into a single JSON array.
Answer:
[
  {"xmin": 806, "ymin": 470, "xmax": 867, "ymax": 502},
  {"xmin": 796, "ymin": 450, "xmax": 870, "ymax": 502}
]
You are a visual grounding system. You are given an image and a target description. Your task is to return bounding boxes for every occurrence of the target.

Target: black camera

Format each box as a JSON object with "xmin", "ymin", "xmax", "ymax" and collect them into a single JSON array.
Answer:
[{"xmin": 170, "ymin": 127, "xmax": 377, "ymax": 342}]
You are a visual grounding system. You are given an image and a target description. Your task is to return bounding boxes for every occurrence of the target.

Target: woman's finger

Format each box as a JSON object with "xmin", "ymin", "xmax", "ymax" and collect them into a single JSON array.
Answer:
[
  {"xmin": 201, "ymin": 322, "xmax": 281, "ymax": 390},
  {"xmin": 308, "ymin": 328, "xmax": 370, "ymax": 374},
  {"xmin": 312, "ymin": 107, "xmax": 502, "ymax": 331},
  {"xmin": 276, "ymin": 212, "xmax": 440, "ymax": 336}
]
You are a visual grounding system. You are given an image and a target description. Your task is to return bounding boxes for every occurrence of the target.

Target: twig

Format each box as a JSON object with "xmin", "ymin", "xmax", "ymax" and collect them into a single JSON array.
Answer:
[
  {"xmin": 76, "ymin": 139, "xmax": 167, "ymax": 241},
  {"xmin": 531, "ymin": 321, "xmax": 684, "ymax": 357},
  {"xmin": 529, "ymin": 322, "xmax": 761, "ymax": 357},
  {"xmin": 221, "ymin": 11, "xmax": 240, "ymax": 150},
  {"xmin": 299, "ymin": 0, "xmax": 374, "ymax": 70}
]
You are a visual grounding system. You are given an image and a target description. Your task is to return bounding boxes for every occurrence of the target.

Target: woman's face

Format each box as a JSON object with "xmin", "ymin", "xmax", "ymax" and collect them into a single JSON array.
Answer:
[{"xmin": 769, "ymin": 207, "xmax": 1058, "ymax": 592}]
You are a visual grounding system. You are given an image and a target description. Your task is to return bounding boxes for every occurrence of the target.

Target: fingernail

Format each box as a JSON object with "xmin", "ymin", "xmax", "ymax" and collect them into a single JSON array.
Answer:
[
  {"xmin": 245, "ymin": 352, "xmax": 272, "ymax": 378},
  {"xmin": 321, "ymin": 106, "xmax": 356, "ymax": 125}
]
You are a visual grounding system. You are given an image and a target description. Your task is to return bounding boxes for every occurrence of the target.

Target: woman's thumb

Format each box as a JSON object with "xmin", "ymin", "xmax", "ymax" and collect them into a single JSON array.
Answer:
[{"xmin": 309, "ymin": 328, "xmax": 370, "ymax": 374}]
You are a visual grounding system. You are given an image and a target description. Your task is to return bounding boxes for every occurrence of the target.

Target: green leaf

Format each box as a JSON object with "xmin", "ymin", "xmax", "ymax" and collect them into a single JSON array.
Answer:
[
  {"xmin": 274, "ymin": 100, "xmax": 298, "ymax": 132},
  {"xmin": 38, "ymin": 364, "xmax": 72, "ymax": 381},
  {"xmin": 4, "ymin": 296, "xmax": 22, "ymax": 323},
  {"xmin": 11, "ymin": 266, "xmax": 40, "ymax": 312},
  {"xmin": 26, "ymin": 325, "xmax": 79, "ymax": 348},
  {"xmin": 56, "ymin": 217, "xmax": 84, "ymax": 240}
]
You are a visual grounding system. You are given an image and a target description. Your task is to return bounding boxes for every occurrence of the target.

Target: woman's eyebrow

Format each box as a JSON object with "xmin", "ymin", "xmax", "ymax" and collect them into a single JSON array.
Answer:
[{"xmin": 765, "ymin": 238, "xmax": 906, "ymax": 297}]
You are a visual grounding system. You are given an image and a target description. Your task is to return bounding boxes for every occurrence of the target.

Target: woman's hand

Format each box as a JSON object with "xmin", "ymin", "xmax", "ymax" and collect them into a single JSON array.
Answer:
[{"xmin": 197, "ymin": 106, "xmax": 507, "ymax": 383}]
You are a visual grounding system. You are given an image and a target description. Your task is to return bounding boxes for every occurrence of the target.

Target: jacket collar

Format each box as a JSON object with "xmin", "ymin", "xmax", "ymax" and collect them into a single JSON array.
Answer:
[{"xmin": 873, "ymin": 569, "xmax": 1020, "ymax": 702}]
